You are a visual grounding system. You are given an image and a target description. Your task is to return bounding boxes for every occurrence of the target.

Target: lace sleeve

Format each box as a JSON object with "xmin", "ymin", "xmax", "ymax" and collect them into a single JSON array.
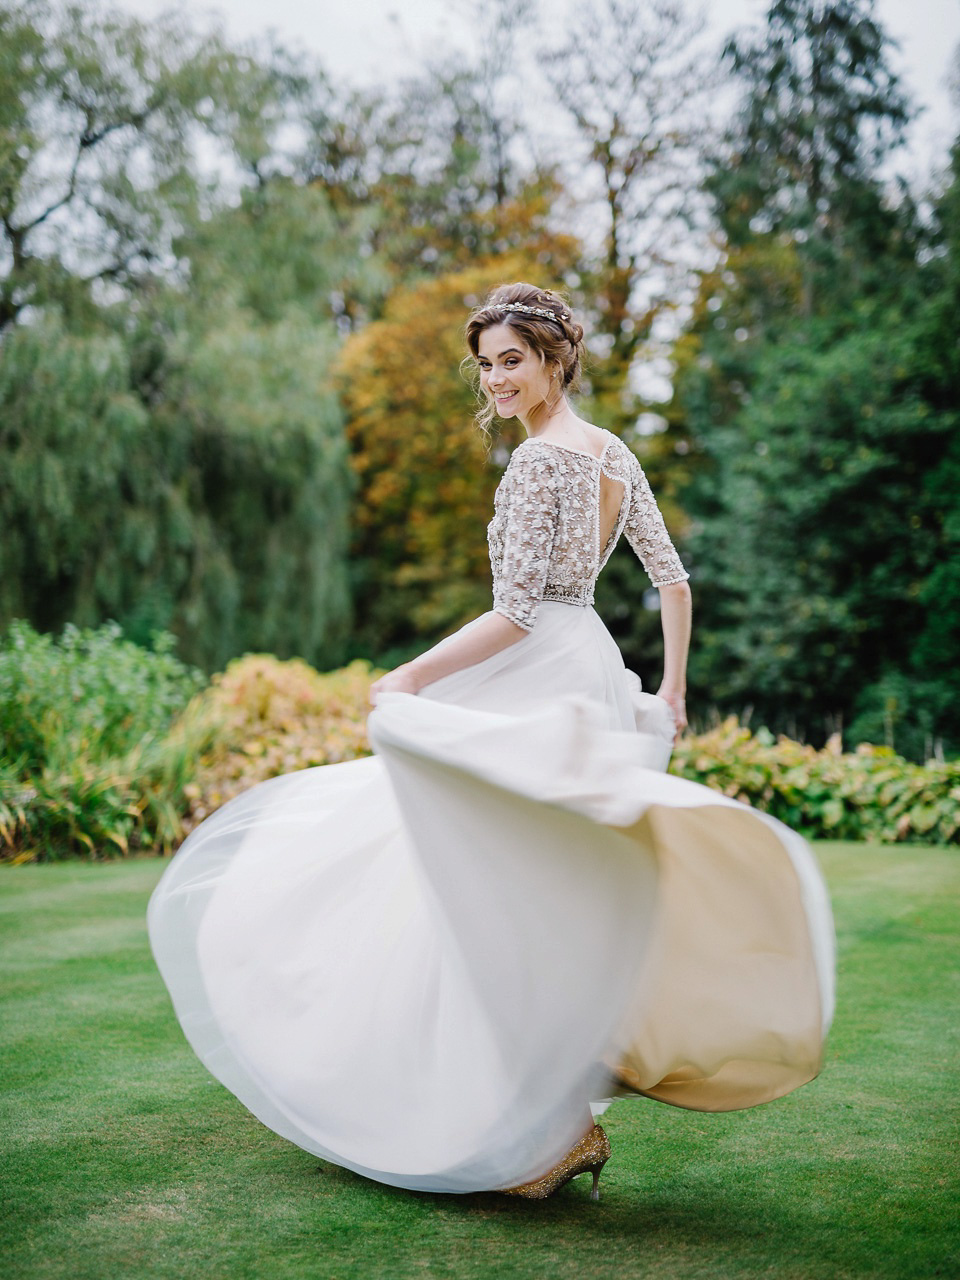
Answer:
[
  {"xmin": 624, "ymin": 454, "xmax": 690, "ymax": 587},
  {"xmin": 492, "ymin": 446, "xmax": 562, "ymax": 631}
]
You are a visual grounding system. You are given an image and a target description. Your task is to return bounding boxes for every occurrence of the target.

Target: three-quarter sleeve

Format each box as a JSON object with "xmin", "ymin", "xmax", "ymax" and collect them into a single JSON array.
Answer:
[
  {"xmin": 491, "ymin": 448, "xmax": 562, "ymax": 631},
  {"xmin": 623, "ymin": 454, "xmax": 690, "ymax": 587}
]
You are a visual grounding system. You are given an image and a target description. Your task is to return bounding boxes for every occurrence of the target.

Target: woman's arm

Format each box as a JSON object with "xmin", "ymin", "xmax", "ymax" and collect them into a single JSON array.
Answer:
[
  {"xmin": 656, "ymin": 579, "xmax": 692, "ymax": 738},
  {"xmin": 369, "ymin": 613, "xmax": 526, "ymax": 703}
]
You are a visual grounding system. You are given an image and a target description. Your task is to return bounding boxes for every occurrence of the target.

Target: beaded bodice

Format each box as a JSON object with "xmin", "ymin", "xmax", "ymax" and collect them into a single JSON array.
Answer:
[{"xmin": 487, "ymin": 430, "xmax": 689, "ymax": 632}]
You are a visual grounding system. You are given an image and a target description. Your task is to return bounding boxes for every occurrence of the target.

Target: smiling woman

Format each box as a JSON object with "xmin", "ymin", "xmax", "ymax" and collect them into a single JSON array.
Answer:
[
  {"xmin": 467, "ymin": 284, "xmax": 585, "ymax": 439},
  {"xmin": 148, "ymin": 281, "xmax": 835, "ymax": 1204}
]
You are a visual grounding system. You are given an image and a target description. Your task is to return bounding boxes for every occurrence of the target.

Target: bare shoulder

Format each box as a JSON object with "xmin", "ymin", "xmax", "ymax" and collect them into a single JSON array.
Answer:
[
  {"xmin": 525, "ymin": 413, "xmax": 613, "ymax": 460},
  {"xmin": 568, "ymin": 412, "xmax": 608, "ymax": 455}
]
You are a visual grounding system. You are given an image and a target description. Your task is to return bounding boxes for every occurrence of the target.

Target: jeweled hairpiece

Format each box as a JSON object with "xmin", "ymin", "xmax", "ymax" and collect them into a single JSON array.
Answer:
[{"xmin": 493, "ymin": 302, "xmax": 571, "ymax": 323}]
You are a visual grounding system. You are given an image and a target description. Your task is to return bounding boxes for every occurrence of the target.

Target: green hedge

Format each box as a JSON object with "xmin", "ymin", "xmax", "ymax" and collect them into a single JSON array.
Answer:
[
  {"xmin": 670, "ymin": 717, "xmax": 960, "ymax": 845},
  {"xmin": 3, "ymin": 634, "xmax": 957, "ymax": 861}
]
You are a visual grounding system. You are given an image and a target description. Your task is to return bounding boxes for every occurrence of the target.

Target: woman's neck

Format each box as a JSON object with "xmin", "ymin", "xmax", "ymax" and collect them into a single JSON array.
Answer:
[{"xmin": 520, "ymin": 397, "xmax": 575, "ymax": 437}]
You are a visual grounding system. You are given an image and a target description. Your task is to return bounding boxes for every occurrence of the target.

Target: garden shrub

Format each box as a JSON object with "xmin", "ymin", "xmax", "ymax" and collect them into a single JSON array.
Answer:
[
  {"xmin": 188, "ymin": 661, "xmax": 958, "ymax": 847},
  {"xmin": 4, "ymin": 636, "xmax": 955, "ymax": 859},
  {"xmin": 0, "ymin": 620, "xmax": 217, "ymax": 862},
  {"xmin": 181, "ymin": 655, "xmax": 380, "ymax": 832},
  {"xmin": 670, "ymin": 717, "xmax": 960, "ymax": 845}
]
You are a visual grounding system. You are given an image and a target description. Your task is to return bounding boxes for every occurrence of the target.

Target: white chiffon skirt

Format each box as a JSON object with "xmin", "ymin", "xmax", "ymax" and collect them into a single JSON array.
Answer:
[{"xmin": 147, "ymin": 603, "xmax": 835, "ymax": 1194}]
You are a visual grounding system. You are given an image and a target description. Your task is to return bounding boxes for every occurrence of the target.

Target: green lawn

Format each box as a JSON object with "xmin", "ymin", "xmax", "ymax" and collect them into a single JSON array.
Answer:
[{"xmin": 1, "ymin": 844, "xmax": 958, "ymax": 1280}]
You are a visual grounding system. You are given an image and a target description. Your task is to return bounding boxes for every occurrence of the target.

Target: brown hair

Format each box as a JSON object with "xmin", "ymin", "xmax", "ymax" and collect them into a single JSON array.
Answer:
[{"xmin": 464, "ymin": 283, "xmax": 586, "ymax": 440}]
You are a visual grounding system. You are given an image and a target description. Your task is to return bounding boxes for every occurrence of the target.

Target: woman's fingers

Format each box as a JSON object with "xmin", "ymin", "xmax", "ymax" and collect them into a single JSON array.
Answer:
[
  {"xmin": 657, "ymin": 691, "xmax": 687, "ymax": 742},
  {"xmin": 369, "ymin": 666, "xmax": 420, "ymax": 706}
]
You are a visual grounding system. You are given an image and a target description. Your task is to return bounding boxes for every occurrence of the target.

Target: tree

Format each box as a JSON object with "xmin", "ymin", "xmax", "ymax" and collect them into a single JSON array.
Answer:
[
  {"xmin": 669, "ymin": 0, "xmax": 920, "ymax": 485},
  {"xmin": 706, "ymin": 0, "xmax": 915, "ymax": 315},
  {"xmin": 653, "ymin": 0, "xmax": 958, "ymax": 755},
  {"xmin": 0, "ymin": 0, "xmax": 305, "ymax": 332},
  {"xmin": 0, "ymin": 2, "xmax": 363, "ymax": 670},
  {"xmin": 542, "ymin": 0, "xmax": 716, "ymax": 434},
  {"xmin": 299, "ymin": 55, "xmax": 573, "ymax": 309},
  {"xmin": 181, "ymin": 177, "xmax": 386, "ymax": 329},
  {"xmin": 669, "ymin": 134, "xmax": 960, "ymax": 757},
  {"xmin": 0, "ymin": 310, "xmax": 352, "ymax": 672}
]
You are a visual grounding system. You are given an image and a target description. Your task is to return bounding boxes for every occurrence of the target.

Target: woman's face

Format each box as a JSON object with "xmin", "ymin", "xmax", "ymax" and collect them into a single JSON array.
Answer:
[{"xmin": 476, "ymin": 324, "xmax": 553, "ymax": 420}]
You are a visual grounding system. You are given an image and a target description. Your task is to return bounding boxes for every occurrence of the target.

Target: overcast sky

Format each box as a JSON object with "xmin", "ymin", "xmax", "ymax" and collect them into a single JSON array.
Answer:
[{"xmin": 110, "ymin": 0, "xmax": 959, "ymax": 184}]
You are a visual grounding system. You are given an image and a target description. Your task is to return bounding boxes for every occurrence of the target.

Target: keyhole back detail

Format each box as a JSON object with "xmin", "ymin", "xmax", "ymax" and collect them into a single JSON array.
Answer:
[{"xmin": 598, "ymin": 471, "xmax": 625, "ymax": 559}]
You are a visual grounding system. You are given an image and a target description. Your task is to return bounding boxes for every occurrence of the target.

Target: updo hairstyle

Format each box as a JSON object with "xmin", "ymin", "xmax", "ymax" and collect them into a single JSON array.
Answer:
[{"xmin": 464, "ymin": 283, "xmax": 585, "ymax": 438}]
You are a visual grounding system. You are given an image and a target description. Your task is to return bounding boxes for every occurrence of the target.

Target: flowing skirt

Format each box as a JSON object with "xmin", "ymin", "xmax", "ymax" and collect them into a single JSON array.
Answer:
[{"xmin": 147, "ymin": 603, "xmax": 835, "ymax": 1194}]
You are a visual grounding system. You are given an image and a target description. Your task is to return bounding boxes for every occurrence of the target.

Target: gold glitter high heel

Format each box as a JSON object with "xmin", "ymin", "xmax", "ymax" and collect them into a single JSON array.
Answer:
[{"xmin": 500, "ymin": 1124, "xmax": 611, "ymax": 1201}]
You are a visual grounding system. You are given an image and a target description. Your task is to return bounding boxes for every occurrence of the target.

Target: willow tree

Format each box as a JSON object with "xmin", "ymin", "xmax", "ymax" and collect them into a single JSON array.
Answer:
[
  {"xmin": 0, "ymin": 312, "xmax": 352, "ymax": 673},
  {"xmin": 0, "ymin": 1, "xmax": 355, "ymax": 670}
]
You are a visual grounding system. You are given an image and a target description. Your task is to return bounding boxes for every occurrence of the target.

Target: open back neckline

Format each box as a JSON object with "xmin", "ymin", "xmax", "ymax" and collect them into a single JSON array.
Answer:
[{"xmin": 516, "ymin": 430, "xmax": 627, "ymax": 564}]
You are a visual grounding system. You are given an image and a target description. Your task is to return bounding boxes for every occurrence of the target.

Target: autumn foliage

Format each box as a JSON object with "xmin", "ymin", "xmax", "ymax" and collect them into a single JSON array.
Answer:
[{"xmin": 181, "ymin": 655, "xmax": 381, "ymax": 834}]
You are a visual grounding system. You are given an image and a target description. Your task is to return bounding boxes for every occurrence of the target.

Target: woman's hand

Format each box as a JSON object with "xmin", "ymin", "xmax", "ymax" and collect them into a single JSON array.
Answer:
[
  {"xmin": 656, "ymin": 686, "xmax": 687, "ymax": 743},
  {"xmin": 369, "ymin": 664, "xmax": 421, "ymax": 706}
]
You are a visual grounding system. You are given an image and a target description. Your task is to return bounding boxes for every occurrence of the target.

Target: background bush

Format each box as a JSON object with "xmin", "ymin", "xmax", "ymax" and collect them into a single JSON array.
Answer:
[
  {"xmin": 0, "ymin": 620, "xmax": 218, "ymax": 862},
  {"xmin": 3, "ymin": 635, "xmax": 956, "ymax": 861},
  {"xmin": 185, "ymin": 665, "xmax": 960, "ymax": 848},
  {"xmin": 181, "ymin": 655, "xmax": 380, "ymax": 832},
  {"xmin": 670, "ymin": 717, "xmax": 960, "ymax": 845}
]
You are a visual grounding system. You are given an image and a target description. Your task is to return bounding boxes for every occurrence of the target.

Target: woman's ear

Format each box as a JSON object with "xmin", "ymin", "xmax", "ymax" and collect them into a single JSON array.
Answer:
[{"xmin": 548, "ymin": 363, "xmax": 565, "ymax": 407}]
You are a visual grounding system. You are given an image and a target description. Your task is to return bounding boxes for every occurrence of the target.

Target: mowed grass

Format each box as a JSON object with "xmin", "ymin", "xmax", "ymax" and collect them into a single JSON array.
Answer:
[{"xmin": 1, "ymin": 845, "xmax": 957, "ymax": 1280}]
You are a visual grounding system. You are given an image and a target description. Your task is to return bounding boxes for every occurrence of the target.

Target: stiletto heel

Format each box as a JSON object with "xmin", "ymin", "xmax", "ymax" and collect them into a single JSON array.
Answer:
[
  {"xmin": 500, "ymin": 1124, "xmax": 611, "ymax": 1201},
  {"xmin": 589, "ymin": 1160, "xmax": 606, "ymax": 1201}
]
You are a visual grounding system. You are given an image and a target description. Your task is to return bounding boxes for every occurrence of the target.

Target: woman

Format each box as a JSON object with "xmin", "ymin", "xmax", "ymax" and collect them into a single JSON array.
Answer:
[{"xmin": 148, "ymin": 283, "xmax": 834, "ymax": 1201}]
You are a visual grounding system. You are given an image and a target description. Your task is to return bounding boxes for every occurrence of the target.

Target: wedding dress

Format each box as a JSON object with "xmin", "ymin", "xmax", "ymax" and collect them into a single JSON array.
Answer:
[{"xmin": 148, "ymin": 429, "xmax": 835, "ymax": 1195}]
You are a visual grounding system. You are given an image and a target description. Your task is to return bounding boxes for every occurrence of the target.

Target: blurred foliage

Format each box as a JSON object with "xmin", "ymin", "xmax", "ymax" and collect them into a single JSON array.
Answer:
[
  {"xmin": 1, "ymin": 0, "xmax": 957, "ymax": 766},
  {"xmin": 669, "ymin": 717, "xmax": 960, "ymax": 845},
  {"xmin": 182, "ymin": 178, "xmax": 388, "ymax": 328},
  {"xmin": 0, "ymin": 3, "xmax": 365, "ymax": 673},
  {"xmin": 4, "ymin": 634, "xmax": 957, "ymax": 860},
  {"xmin": 542, "ymin": 0, "xmax": 715, "ymax": 436},
  {"xmin": 0, "ymin": 620, "xmax": 218, "ymax": 861},
  {"xmin": 0, "ymin": 0, "xmax": 296, "ymax": 330},
  {"xmin": 0, "ymin": 311, "xmax": 352, "ymax": 671},
  {"xmin": 300, "ymin": 12, "xmax": 575, "ymax": 303},
  {"xmin": 0, "ymin": 618, "xmax": 203, "ymax": 767},
  {"xmin": 709, "ymin": 0, "xmax": 914, "ymax": 307},
  {"xmin": 662, "ymin": 0, "xmax": 959, "ymax": 758},
  {"xmin": 180, "ymin": 655, "xmax": 380, "ymax": 833},
  {"xmin": 678, "ymin": 302, "xmax": 959, "ymax": 755},
  {"xmin": 149, "ymin": 310, "xmax": 352, "ymax": 671}
]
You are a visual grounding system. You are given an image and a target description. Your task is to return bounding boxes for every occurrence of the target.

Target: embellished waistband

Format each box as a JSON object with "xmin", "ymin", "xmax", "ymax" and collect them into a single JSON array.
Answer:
[{"xmin": 542, "ymin": 585, "xmax": 595, "ymax": 608}]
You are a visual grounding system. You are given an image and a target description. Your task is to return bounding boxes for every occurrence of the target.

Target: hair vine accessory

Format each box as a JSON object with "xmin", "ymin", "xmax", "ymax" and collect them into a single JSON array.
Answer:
[{"xmin": 492, "ymin": 302, "xmax": 571, "ymax": 323}]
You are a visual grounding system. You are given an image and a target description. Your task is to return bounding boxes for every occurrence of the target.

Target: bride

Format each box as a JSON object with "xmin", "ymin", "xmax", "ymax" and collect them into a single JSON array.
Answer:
[{"xmin": 148, "ymin": 282, "xmax": 834, "ymax": 1201}]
